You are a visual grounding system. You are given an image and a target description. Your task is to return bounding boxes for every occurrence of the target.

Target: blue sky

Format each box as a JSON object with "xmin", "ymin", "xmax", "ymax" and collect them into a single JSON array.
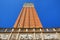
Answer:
[{"xmin": 0, "ymin": 0, "xmax": 60, "ymax": 28}]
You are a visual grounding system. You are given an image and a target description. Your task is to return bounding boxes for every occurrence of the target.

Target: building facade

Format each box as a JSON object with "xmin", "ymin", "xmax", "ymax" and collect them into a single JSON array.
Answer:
[
  {"xmin": 0, "ymin": 3, "xmax": 60, "ymax": 40},
  {"xmin": 0, "ymin": 28, "xmax": 60, "ymax": 40}
]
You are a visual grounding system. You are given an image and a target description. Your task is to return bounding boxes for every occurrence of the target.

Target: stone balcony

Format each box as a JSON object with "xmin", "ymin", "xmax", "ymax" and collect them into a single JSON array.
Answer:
[{"xmin": 0, "ymin": 28, "xmax": 60, "ymax": 40}]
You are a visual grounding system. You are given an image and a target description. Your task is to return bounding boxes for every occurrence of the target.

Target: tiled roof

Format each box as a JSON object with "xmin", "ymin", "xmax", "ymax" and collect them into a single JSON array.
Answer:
[{"xmin": 14, "ymin": 3, "xmax": 42, "ymax": 28}]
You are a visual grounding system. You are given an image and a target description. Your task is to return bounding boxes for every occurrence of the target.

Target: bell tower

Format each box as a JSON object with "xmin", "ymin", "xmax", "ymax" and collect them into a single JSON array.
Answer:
[
  {"xmin": 14, "ymin": 3, "xmax": 42, "ymax": 28},
  {"xmin": 0, "ymin": 3, "xmax": 59, "ymax": 40}
]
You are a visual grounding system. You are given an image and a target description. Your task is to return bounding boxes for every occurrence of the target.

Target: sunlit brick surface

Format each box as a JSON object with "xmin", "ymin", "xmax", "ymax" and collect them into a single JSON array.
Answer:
[{"xmin": 14, "ymin": 3, "xmax": 42, "ymax": 28}]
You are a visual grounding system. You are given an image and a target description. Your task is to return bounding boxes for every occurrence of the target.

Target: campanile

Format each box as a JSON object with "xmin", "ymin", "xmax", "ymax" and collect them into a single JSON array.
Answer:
[{"xmin": 14, "ymin": 3, "xmax": 42, "ymax": 28}]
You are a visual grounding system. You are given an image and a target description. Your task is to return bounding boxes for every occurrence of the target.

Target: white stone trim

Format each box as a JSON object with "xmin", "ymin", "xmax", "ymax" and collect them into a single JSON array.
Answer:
[
  {"xmin": 40, "ymin": 29, "xmax": 42, "ymax": 31},
  {"xmin": 4, "ymin": 29, "xmax": 7, "ymax": 32},
  {"xmin": 53, "ymin": 28, "xmax": 56, "ymax": 31},
  {"xmin": 46, "ymin": 29, "xmax": 49, "ymax": 31},
  {"xmin": 23, "ymin": 3, "xmax": 34, "ymax": 7}
]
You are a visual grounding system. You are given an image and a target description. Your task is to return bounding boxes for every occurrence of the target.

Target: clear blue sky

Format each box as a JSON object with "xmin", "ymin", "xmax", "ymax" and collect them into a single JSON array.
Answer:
[{"xmin": 0, "ymin": 0, "xmax": 60, "ymax": 28}]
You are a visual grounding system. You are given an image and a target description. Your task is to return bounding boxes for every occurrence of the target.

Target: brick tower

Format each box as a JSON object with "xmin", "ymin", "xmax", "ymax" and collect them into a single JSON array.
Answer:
[
  {"xmin": 14, "ymin": 3, "xmax": 42, "ymax": 28},
  {"xmin": 0, "ymin": 3, "xmax": 59, "ymax": 40}
]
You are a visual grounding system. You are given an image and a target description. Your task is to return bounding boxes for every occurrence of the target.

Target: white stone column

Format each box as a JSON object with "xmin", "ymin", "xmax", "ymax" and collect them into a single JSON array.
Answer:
[
  {"xmin": 41, "ymin": 32, "xmax": 44, "ymax": 40},
  {"xmin": 8, "ymin": 29, "xmax": 14, "ymax": 40},
  {"xmin": 55, "ymin": 32, "xmax": 59, "ymax": 40},
  {"xmin": 33, "ymin": 29, "xmax": 35, "ymax": 40},
  {"xmin": 17, "ymin": 29, "xmax": 20, "ymax": 40},
  {"xmin": 40, "ymin": 29, "xmax": 44, "ymax": 40},
  {"xmin": 34, "ymin": 33, "xmax": 35, "ymax": 40},
  {"xmin": 4, "ymin": 29, "xmax": 7, "ymax": 32}
]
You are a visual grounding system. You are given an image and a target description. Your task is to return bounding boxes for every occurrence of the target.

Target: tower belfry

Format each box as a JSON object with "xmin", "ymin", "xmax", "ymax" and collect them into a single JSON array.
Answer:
[
  {"xmin": 14, "ymin": 3, "xmax": 42, "ymax": 28},
  {"xmin": 0, "ymin": 3, "xmax": 60, "ymax": 40}
]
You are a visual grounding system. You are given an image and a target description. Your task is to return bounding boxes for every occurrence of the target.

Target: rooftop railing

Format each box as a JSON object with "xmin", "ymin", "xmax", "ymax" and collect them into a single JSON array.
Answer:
[{"xmin": 0, "ymin": 28, "xmax": 60, "ymax": 33}]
